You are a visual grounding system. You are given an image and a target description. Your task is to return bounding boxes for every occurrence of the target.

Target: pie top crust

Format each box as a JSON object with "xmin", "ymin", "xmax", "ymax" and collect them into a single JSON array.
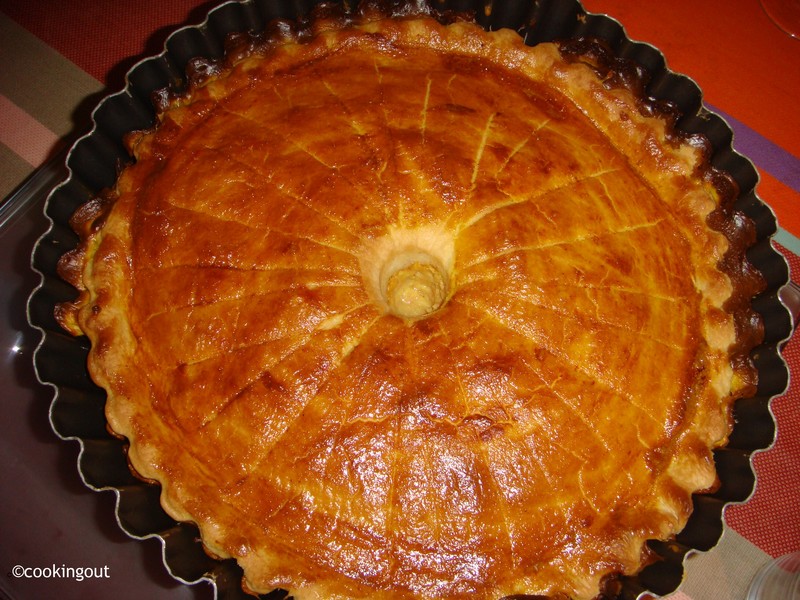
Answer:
[{"xmin": 56, "ymin": 5, "xmax": 761, "ymax": 599}]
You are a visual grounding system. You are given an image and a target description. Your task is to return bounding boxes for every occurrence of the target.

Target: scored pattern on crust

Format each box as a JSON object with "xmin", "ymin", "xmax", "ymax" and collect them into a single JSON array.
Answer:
[{"xmin": 56, "ymin": 10, "xmax": 759, "ymax": 600}]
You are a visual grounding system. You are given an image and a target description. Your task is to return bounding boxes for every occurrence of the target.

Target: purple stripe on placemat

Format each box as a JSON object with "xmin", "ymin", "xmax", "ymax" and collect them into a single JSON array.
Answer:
[{"xmin": 707, "ymin": 104, "xmax": 800, "ymax": 193}]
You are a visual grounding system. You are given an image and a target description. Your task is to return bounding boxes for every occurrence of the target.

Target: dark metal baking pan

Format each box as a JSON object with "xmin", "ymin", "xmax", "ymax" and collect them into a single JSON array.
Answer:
[{"xmin": 27, "ymin": 0, "xmax": 794, "ymax": 598}]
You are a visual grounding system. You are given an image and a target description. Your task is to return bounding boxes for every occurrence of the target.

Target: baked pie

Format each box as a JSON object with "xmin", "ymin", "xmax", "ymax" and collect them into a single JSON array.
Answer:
[{"xmin": 55, "ymin": 3, "xmax": 762, "ymax": 598}]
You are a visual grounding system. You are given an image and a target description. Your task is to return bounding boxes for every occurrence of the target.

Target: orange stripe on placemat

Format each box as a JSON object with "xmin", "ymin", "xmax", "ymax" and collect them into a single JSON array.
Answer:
[
  {"xmin": 0, "ymin": 94, "xmax": 59, "ymax": 167},
  {"xmin": 0, "ymin": 0, "xmax": 208, "ymax": 86},
  {"xmin": 757, "ymin": 171, "xmax": 800, "ymax": 240},
  {"xmin": 726, "ymin": 247, "xmax": 800, "ymax": 558}
]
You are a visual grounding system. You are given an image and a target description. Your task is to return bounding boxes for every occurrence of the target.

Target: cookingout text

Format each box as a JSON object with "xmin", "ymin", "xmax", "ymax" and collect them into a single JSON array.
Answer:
[{"xmin": 10, "ymin": 564, "xmax": 110, "ymax": 581}]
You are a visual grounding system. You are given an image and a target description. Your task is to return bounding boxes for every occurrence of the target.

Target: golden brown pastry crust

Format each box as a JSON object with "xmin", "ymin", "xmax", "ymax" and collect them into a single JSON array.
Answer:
[{"xmin": 57, "ymin": 6, "xmax": 761, "ymax": 600}]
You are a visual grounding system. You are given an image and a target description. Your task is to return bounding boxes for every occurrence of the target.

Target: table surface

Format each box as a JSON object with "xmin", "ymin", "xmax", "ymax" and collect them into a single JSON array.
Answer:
[{"xmin": 0, "ymin": 1, "xmax": 798, "ymax": 599}]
